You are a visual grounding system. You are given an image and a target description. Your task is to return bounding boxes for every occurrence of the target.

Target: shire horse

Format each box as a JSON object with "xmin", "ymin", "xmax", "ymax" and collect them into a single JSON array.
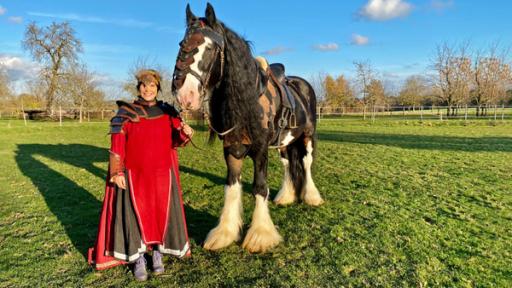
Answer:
[{"xmin": 172, "ymin": 3, "xmax": 323, "ymax": 253}]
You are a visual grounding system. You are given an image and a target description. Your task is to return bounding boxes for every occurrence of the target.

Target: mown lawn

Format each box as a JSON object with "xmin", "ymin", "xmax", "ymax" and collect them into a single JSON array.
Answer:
[{"xmin": 0, "ymin": 119, "xmax": 511, "ymax": 287}]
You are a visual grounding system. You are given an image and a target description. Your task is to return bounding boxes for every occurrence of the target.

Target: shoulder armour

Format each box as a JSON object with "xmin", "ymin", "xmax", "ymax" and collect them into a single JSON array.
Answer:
[
  {"xmin": 109, "ymin": 101, "xmax": 140, "ymax": 134},
  {"xmin": 158, "ymin": 101, "xmax": 181, "ymax": 118}
]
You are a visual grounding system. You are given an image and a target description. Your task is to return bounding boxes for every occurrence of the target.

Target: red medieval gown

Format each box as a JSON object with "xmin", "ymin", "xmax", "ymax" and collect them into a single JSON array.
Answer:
[{"xmin": 88, "ymin": 100, "xmax": 191, "ymax": 270}]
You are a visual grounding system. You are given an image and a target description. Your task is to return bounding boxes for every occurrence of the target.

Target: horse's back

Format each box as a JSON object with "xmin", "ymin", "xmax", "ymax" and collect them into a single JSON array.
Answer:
[{"xmin": 286, "ymin": 76, "xmax": 317, "ymax": 126}]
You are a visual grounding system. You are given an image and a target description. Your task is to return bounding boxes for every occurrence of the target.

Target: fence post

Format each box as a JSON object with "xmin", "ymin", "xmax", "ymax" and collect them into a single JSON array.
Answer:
[
  {"xmin": 464, "ymin": 105, "xmax": 468, "ymax": 122},
  {"xmin": 21, "ymin": 100, "xmax": 27, "ymax": 126},
  {"xmin": 502, "ymin": 104, "xmax": 505, "ymax": 121},
  {"xmin": 494, "ymin": 105, "xmax": 497, "ymax": 121},
  {"xmin": 420, "ymin": 106, "xmax": 423, "ymax": 122},
  {"xmin": 59, "ymin": 106, "xmax": 62, "ymax": 127}
]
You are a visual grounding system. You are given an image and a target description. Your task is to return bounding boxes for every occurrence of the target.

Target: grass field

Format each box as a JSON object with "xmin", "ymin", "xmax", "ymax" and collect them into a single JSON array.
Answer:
[{"xmin": 0, "ymin": 119, "xmax": 511, "ymax": 287}]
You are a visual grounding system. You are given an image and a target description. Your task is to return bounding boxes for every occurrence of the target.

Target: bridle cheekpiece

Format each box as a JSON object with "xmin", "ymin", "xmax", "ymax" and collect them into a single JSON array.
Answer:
[{"xmin": 172, "ymin": 19, "xmax": 225, "ymax": 101}]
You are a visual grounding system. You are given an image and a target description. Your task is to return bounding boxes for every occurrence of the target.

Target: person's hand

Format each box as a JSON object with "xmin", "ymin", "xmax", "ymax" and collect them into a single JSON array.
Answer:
[
  {"xmin": 182, "ymin": 123, "xmax": 194, "ymax": 138},
  {"xmin": 112, "ymin": 175, "xmax": 126, "ymax": 189}
]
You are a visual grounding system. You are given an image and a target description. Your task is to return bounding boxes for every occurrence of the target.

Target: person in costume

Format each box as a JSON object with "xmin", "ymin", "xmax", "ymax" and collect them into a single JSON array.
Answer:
[{"xmin": 88, "ymin": 69, "xmax": 193, "ymax": 281}]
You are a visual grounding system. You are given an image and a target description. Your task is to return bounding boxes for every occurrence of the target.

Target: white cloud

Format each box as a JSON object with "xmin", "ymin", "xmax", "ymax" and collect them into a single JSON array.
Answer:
[
  {"xmin": 0, "ymin": 6, "xmax": 6, "ymax": 15},
  {"xmin": 0, "ymin": 54, "xmax": 40, "ymax": 82},
  {"xmin": 430, "ymin": 0, "xmax": 454, "ymax": 11},
  {"xmin": 8, "ymin": 16, "xmax": 23, "ymax": 24},
  {"xmin": 359, "ymin": 0, "xmax": 413, "ymax": 21},
  {"xmin": 313, "ymin": 43, "xmax": 339, "ymax": 51},
  {"xmin": 351, "ymin": 34, "xmax": 370, "ymax": 46},
  {"xmin": 261, "ymin": 46, "xmax": 293, "ymax": 56},
  {"xmin": 27, "ymin": 11, "xmax": 153, "ymax": 28}
]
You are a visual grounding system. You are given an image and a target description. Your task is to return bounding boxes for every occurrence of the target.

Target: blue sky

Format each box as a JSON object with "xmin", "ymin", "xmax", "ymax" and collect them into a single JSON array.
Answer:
[{"xmin": 1, "ymin": 0, "xmax": 511, "ymax": 94}]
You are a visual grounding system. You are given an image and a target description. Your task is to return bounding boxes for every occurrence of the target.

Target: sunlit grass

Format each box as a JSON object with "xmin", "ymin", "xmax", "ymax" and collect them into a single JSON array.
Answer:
[{"xmin": 0, "ymin": 119, "xmax": 511, "ymax": 287}]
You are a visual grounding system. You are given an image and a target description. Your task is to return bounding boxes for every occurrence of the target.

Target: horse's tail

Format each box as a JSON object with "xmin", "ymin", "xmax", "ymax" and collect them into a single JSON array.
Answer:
[{"xmin": 287, "ymin": 135, "xmax": 306, "ymax": 196}]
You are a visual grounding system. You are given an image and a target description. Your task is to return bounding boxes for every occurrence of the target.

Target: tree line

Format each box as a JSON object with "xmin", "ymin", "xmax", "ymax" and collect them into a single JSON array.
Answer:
[
  {"xmin": 1, "ymin": 21, "xmax": 511, "ymax": 120},
  {"xmin": 0, "ymin": 21, "xmax": 177, "ymax": 121},
  {"xmin": 311, "ymin": 43, "xmax": 512, "ymax": 117}
]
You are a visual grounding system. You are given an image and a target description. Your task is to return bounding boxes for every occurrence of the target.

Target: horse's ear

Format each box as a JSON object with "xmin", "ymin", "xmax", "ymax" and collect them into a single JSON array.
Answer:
[
  {"xmin": 205, "ymin": 2, "xmax": 217, "ymax": 25},
  {"xmin": 186, "ymin": 4, "xmax": 196, "ymax": 26}
]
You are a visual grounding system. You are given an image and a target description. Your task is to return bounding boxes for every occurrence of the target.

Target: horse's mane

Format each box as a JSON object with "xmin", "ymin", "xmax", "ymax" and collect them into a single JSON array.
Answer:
[{"xmin": 208, "ymin": 22, "xmax": 263, "ymax": 145}]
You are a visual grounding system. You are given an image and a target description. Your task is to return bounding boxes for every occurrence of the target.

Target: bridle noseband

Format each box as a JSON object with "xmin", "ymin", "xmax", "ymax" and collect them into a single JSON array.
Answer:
[{"xmin": 172, "ymin": 20, "xmax": 225, "ymax": 102}]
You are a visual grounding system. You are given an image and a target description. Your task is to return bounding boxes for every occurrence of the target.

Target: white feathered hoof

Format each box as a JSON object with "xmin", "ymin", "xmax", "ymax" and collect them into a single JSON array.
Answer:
[
  {"xmin": 203, "ymin": 225, "xmax": 241, "ymax": 250},
  {"xmin": 273, "ymin": 186, "xmax": 297, "ymax": 206},
  {"xmin": 242, "ymin": 195, "xmax": 282, "ymax": 253},
  {"xmin": 203, "ymin": 183, "xmax": 243, "ymax": 250},
  {"xmin": 301, "ymin": 185, "xmax": 324, "ymax": 206},
  {"xmin": 273, "ymin": 158, "xmax": 296, "ymax": 206}
]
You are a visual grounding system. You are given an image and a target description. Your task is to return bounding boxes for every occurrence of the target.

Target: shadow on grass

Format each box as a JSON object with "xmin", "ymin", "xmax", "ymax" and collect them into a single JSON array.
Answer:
[
  {"xmin": 15, "ymin": 144, "xmax": 106, "ymax": 258},
  {"xmin": 318, "ymin": 131, "xmax": 512, "ymax": 152},
  {"xmin": 15, "ymin": 144, "xmax": 219, "ymax": 257},
  {"xmin": 180, "ymin": 165, "xmax": 271, "ymax": 196}
]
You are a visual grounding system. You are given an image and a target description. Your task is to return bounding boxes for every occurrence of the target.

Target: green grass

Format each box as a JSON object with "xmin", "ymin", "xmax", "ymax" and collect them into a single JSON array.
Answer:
[{"xmin": 0, "ymin": 119, "xmax": 511, "ymax": 287}]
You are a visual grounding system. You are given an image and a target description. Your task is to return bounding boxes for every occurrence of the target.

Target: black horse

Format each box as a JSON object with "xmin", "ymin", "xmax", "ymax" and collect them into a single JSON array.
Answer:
[{"xmin": 172, "ymin": 3, "xmax": 323, "ymax": 253}]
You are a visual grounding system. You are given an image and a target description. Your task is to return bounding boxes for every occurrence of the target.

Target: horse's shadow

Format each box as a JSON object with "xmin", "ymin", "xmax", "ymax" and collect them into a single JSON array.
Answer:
[{"xmin": 15, "ymin": 144, "xmax": 217, "ymax": 258}]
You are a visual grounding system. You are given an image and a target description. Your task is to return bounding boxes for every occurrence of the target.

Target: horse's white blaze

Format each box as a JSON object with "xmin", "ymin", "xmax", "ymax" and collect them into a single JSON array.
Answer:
[
  {"xmin": 273, "ymin": 158, "xmax": 296, "ymax": 205},
  {"xmin": 280, "ymin": 131, "xmax": 294, "ymax": 146},
  {"xmin": 242, "ymin": 194, "xmax": 282, "ymax": 253},
  {"xmin": 176, "ymin": 37, "xmax": 213, "ymax": 110},
  {"xmin": 301, "ymin": 141, "xmax": 324, "ymax": 206},
  {"xmin": 203, "ymin": 181, "xmax": 243, "ymax": 250}
]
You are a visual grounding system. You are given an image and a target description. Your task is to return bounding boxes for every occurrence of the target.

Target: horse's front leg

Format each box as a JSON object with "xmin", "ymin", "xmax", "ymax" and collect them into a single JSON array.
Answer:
[
  {"xmin": 242, "ymin": 148, "xmax": 282, "ymax": 253},
  {"xmin": 203, "ymin": 150, "xmax": 244, "ymax": 250}
]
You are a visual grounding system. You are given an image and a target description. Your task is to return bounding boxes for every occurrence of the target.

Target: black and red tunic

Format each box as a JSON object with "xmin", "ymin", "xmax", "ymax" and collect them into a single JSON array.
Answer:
[{"xmin": 88, "ymin": 99, "xmax": 191, "ymax": 270}]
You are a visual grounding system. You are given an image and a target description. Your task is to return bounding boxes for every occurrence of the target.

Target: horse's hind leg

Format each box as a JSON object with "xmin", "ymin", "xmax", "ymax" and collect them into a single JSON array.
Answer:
[
  {"xmin": 203, "ymin": 152, "xmax": 244, "ymax": 250},
  {"xmin": 301, "ymin": 137, "xmax": 324, "ymax": 206},
  {"xmin": 242, "ymin": 149, "xmax": 282, "ymax": 253},
  {"xmin": 273, "ymin": 148, "xmax": 297, "ymax": 205}
]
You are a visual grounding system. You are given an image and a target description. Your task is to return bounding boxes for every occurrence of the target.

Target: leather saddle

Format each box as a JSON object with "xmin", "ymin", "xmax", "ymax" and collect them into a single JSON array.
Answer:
[
  {"xmin": 265, "ymin": 63, "xmax": 298, "ymax": 129},
  {"xmin": 269, "ymin": 63, "xmax": 296, "ymax": 113}
]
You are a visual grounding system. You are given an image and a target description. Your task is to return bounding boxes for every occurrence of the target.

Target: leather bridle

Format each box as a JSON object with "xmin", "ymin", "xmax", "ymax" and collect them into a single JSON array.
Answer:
[{"xmin": 172, "ymin": 20, "xmax": 225, "ymax": 104}]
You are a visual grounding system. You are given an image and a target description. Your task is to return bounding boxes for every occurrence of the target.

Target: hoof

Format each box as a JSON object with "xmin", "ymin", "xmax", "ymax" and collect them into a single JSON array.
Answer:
[
  {"xmin": 242, "ymin": 224, "xmax": 282, "ymax": 253},
  {"xmin": 242, "ymin": 194, "xmax": 282, "ymax": 253},
  {"xmin": 301, "ymin": 186, "xmax": 324, "ymax": 206},
  {"xmin": 303, "ymin": 195, "xmax": 324, "ymax": 206},
  {"xmin": 273, "ymin": 190, "xmax": 297, "ymax": 206},
  {"xmin": 203, "ymin": 226, "xmax": 241, "ymax": 251}
]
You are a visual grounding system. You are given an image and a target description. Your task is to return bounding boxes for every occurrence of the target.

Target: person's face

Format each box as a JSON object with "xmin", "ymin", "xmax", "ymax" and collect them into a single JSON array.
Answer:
[{"xmin": 139, "ymin": 82, "xmax": 158, "ymax": 101}]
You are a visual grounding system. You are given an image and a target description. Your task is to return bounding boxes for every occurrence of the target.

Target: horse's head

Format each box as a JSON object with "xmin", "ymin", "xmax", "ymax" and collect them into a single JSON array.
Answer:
[{"xmin": 172, "ymin": 3, "xmax": 225, "ymax": 111}]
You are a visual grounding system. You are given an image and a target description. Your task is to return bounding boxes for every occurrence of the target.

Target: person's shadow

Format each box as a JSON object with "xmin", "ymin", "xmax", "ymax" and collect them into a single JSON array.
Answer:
[{"xmin": 15, "ymin": 144, "xmax": 217, "ymax": 258}]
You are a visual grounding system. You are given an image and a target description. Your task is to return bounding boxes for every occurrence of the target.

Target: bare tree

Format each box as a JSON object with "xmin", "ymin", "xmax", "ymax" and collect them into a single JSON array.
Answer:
[
  {"xmin": 59, "ymin": 64, "xmax": 106, "ymax": 122},
  {"xmin": 354, "ymin": 60, "xmax": 375, "ymax": 119},
  {"xmin": 473, "ymin": 43, "xmax": 512, "ymax": 116},
  {"xmin": 452, "ymin": 43, "xmax": 472, "ymax": 114},
  {"xmin": 354, "ymin": 60, "xmax": 374, "ymax": 103},
  {"xmin": 432, "ymin": 42, "xmax": 472, "ymax": 116},
  {"xmin": 22, "ymin": 21, "xmax": 82, "ymax": 115},
  {"xmin": 308, "ymin": 71, "xmax": 327, "ymax": 105},
  {"xmin": 0, "ymin": 69, "xmax": 12, "ymax": 105}
]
